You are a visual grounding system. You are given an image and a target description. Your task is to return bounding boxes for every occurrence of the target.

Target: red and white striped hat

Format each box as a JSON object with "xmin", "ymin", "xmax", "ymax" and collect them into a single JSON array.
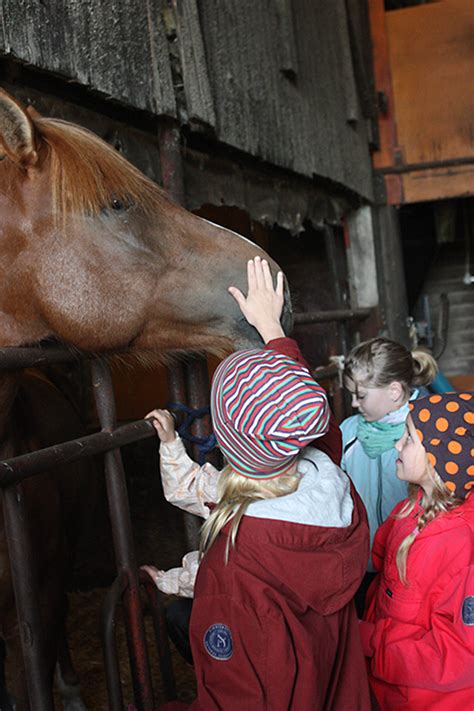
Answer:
[{"xmin": 211, "ymin": 349, "xmax": 329, "ymax": 479}]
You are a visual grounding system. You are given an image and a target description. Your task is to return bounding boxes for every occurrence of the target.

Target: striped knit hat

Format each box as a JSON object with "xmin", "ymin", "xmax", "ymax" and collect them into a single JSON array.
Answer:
[
  {"xmin": 210, "ymin": 349, "xmax": 329, "ymax": 479},
  {"xmin": 410, "ymin": 392, "xmax": 474, "ymax": 499}
]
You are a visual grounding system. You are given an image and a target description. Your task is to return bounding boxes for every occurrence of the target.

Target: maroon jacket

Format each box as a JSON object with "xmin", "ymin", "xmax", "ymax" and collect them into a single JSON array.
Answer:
[
  {"xmin": 162, "ymin": 459, "xmax": 370, "ymax": 710},
  {"xmin": 159, "ymin": 339, "xmax": 356, "ymax": 710}
]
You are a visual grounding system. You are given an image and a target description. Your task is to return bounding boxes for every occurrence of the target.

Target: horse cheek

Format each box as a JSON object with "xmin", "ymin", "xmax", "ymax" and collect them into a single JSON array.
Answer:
[{"xmin": 37, "ymin": 248, "xmax": 147, "ymax": 349}]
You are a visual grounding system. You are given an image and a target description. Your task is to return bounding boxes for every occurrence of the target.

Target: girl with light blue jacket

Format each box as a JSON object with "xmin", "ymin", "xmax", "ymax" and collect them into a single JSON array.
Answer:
[{"xmin": 340, "ymin": 338, "xmax": 437, "ymax": 610}]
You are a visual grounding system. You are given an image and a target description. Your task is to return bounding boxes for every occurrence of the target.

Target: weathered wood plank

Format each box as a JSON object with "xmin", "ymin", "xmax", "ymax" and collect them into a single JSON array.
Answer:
[
  {"xmin": 196, "ymin": 0, "xmax": 374, "ymax": 199},
  {"xmin": 183, "ymin": 147, "xmax": 351, "ymax": 234},
  {"xmin": 345, "ymin": 0, "xmax": 377, "ymax": 121},
  {"xmin": 0, "ymin": 0, "xmax": 176, "ymax": 116},
  {"xmin": 174, "ymin": 0, "xmax": 216, "ymax": 127},
  {"xmin": 274, "ymin": 0, "xmax": 298, "ymax": 79},
  {"xmin": 334, "ymin": 0, "xmax": 359, "ymax": 125},
  {"xmin": 0, "ymin": 0, "xmax": 375, "ymax": 199}
]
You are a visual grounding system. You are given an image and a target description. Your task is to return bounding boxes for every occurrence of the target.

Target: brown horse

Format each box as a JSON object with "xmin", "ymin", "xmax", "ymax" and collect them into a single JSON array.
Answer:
[
  {"xmin": 0, "ymin": 89, "xmax": 291, "ymax": 353},
  {"xmin": 0, "ymin": 88, "xmax": 291, "ymax": 709}
]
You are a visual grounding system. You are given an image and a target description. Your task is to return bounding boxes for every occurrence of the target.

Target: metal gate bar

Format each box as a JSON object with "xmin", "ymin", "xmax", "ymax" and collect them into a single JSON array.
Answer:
[
  {"xmin": 139, "ymin": 571, "xmax": 176, "ymax": 702},
  {"xmin": 92, "ymin": 360, "xmax": 155, "ymax": 710},
  {"xmin": 0, "ymin": 345, "xmax": 95, "ymax": 369},
  {"xmin": 2, "ymin": 485, "xmax": 54, "ymax": 709},
  {"xmin": 294, "ymin": 307, "xmax": 371, "ymax": 324},
  {"xmin": 0, "ymin": 419, "xmax": 155, "ymax": 484},
  {"xmin": 103, "ymin": 572, "xmax": 128, "ymax": 711},
  {"xmin": 0, "ymin": 348, "xmax": 177, "ymax": 709}
]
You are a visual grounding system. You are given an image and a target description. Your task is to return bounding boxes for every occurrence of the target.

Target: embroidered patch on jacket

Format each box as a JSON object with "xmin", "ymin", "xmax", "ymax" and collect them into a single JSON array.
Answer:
[
  {"xmin": 462, "ymin": 596, "xmax": 474, "ymax": 626},
  {"xmin": 204, "ymin": 623, "xmax": 233, "ymax": 660}
]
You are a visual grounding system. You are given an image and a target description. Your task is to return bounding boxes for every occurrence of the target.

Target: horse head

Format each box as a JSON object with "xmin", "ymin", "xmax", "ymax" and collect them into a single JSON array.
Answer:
[{"xmin": 0, "ymin": 89, "xmax": 292, "ymax": 357}]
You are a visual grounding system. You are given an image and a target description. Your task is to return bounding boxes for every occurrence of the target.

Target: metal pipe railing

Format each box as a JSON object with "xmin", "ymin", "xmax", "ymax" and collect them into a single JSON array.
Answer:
[
  {"xmin": 293, "ymin": 308, "xmax": 371, "ymax": 324},
  {"xmin": 0, "ymin": 347, "xmax": 176, "ymax": 709},
  {"xmin": 0, "ymin": 419, "xmax": 155, "ymax": 486}
]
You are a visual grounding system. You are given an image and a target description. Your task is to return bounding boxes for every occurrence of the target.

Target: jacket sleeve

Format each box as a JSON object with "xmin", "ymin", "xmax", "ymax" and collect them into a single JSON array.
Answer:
[
  {"xmin": 265, "ymin": 337, "xmax": 342, "ymax": 465},
  {"xmin": 368, "ymin": 558, "xmax": 474, "ymax": 692},
  {"xmin": 154, "ymin": 550, "xmax": 199, "ymax": 598},
  {"xmin": 159, "ymin": 435, "xmax": 220, "ymax": 518},
  {"xmin": 187, "ymin": 595, "xmax": 297, "ymax": 711}
]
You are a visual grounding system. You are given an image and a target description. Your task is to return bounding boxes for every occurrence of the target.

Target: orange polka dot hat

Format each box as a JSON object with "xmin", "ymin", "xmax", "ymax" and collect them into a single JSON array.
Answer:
[{"xmin": 409, "ymin": 392, "xmax": 474, "ymax": 499}]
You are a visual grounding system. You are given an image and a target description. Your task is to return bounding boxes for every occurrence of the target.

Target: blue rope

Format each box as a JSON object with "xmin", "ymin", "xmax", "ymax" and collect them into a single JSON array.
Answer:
[{"xmin": 167, "ymin": 402, "xmax": 217, "ymax": 465}]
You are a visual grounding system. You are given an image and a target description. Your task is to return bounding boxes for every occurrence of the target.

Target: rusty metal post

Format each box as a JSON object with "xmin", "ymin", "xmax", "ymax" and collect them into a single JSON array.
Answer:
[
  {"xmin": 2, "ymin": 485, "xmax": 54, "ymax": 710},
  {"xmin": 102, "ymin": 572, "xmax": 127, "ymax": 711},
  {"xmin": 139, "ymin": 571, "xmax": 176, "ymax": 702},
  {"xmin": 91, "ymin": 359, "xmax": 154, "ymax": 711},
  {"xmin": 185, "ymin": 357, "xmax": 213, "ymax": 464}
]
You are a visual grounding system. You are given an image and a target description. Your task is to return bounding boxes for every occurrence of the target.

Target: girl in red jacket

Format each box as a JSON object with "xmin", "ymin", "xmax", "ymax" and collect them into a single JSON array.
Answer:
[
  {"xmin": 152, "ymin": 257, "xmax": 370, "ymax": 710},
  {"xmin": 359, "ymin": 392, "xmax": 474, "ymax": 710}
]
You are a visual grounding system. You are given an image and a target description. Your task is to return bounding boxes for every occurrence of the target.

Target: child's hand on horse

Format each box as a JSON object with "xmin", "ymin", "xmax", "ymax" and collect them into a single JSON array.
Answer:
[
  {"xmin": 228, "ymin": 256, "xmax": 285, "ymax": 343},
  {"xmin": 145, "ymin": 409, "xmax": 176, "ymax": 443}
]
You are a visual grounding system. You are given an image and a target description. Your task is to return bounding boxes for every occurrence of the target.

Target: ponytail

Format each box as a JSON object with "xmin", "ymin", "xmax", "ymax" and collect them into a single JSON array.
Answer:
[{"xmin": 411, "ymin": 348, "xmax": 438, "ymax": 387}]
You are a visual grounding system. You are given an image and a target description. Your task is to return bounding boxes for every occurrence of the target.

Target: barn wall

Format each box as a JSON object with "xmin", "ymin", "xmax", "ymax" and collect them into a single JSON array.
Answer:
[
  {"xmin": 0, "ymin": 0, "xmax": 376, "ymax": 201},
  {"xmin": 0, "ymin": 0, "xmax": 176, "ymax": 116},
  {"xmin": 194, "ymin": 0, "xmax": 375, "ymax": 199}
]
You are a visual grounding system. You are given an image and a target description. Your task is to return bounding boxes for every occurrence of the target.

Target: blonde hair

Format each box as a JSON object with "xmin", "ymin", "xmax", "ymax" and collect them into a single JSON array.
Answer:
[
  {"xmin": 344, "ymin": 338, "xmax": 438, "ymax": 398},
  {"xmin": 396, "ymin": 461, "xmax": 463, "ymax": 585},
  {"xmin": 200, "ymin": 464, "xmax": 300, "ymax": 562}
]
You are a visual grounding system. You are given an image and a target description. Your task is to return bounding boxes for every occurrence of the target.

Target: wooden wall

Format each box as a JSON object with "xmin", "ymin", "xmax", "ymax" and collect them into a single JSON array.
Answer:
[
  {"xmin": 370, "ymin": 0, "xmax": 474, "ymax": 203},
  {"xmin": 0, "ymin": 0, "xmax": 376, "ymax": 201},
  {"xmin": 0, "ymin": 0, "xmax": 176, "ymax": 116}
]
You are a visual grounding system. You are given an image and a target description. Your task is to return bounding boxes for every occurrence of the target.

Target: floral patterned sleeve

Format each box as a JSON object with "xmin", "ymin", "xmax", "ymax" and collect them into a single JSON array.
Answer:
[
  {"xmin": 159, "ymin": 435, "xmax": 220, "ymax": 519},
  {"xmin": 154, "ymin": 550, "xmax": 200, "ymax": 598}
]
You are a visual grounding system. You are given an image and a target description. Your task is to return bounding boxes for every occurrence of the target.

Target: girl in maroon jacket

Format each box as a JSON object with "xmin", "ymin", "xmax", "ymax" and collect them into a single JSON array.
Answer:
[
  {"xmin": 152, "ymin": 258, "xmax": 370, "ymax": 710},
  {"xmin": 359, "ymin": 393, "xmax": 474, "ymax": 710}
]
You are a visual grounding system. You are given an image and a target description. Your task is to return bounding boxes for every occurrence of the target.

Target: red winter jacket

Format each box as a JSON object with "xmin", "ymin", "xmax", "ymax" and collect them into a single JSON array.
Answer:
[
  {"xmin": 265, "ymin": 337, "xmax": 342, "ymax": 465},
  {"xmin": 361, "ymin": 492, "xmax": 474, "ymax": 710}
]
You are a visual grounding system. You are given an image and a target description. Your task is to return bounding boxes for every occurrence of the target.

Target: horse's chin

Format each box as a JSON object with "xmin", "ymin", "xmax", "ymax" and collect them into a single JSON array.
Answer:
[
  {"xmin": 231, "ymin": 304, "xmax": 294, "ymax": 351},
  {"xmin": 231, "ymin": 320, "xmax": 265, "ymax": 351}
]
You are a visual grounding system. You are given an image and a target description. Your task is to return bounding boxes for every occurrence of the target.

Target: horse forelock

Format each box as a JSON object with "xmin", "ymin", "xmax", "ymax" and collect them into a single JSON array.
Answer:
[{"xmin": 36, "ymin": 118, "xmax": 171, "ymax": 222}]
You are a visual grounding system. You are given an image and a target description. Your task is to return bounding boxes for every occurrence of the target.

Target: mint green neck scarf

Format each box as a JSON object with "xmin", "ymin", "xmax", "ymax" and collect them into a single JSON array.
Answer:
[{"xmin": 356, "ymin": 401, "xmax": 410, "ymax": 459}]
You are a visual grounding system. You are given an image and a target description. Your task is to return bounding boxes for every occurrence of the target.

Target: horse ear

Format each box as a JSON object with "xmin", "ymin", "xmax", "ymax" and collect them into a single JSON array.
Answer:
[
  {"xmin": 26, "ymin": 104, "xmax": 43, "ymax": 121},
  {"xmin": 0, "ymin": 89, "xmax": 39, "ymax": 167}
]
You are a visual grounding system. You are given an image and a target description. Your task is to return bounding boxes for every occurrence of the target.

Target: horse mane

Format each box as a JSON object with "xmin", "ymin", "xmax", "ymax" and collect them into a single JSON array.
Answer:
[{"xmin": 36, "ymin": 117, "xmax": 173, "ymax": 221}]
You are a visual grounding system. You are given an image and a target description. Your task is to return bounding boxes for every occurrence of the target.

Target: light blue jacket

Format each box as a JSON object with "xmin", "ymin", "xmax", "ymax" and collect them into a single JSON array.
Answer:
[{"xmin": 340, "ymin": 415, "xmax": 408, "ymax": 571}]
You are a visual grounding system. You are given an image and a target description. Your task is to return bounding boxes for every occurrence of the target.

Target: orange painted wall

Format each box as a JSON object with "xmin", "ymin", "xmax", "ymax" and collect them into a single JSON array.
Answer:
[
  {"xmin": 370, "ymin": 0, "xmax": 474, "ymax": 203},
  {"xmin": 387, "ymin": 0, "xmax": 474, "ymax": 166}
]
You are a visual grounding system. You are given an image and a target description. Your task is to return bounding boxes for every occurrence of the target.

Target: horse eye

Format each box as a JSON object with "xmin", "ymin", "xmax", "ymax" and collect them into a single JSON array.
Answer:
[{"xmin": 111, "ymin": 198, "xmax": 125, "ymax": 211}]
